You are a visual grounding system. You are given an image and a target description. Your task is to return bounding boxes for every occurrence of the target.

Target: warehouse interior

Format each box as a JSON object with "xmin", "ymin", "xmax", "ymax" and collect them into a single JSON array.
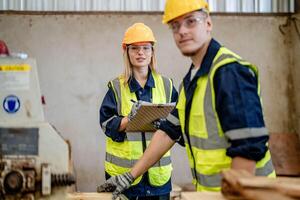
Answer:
[{"xmin": 1, "ymin": 0, "xmax": 300, "ymax": 199}]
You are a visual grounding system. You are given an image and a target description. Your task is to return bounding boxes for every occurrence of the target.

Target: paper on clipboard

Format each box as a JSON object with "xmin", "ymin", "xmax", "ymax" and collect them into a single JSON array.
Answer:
[{"xmin": 126, "ymin": 102, "xmax": 175, "ymax": 132}]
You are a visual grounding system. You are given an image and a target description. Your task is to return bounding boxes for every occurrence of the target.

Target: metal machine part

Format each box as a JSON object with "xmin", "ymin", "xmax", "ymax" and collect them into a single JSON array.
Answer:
[
  {"xmin": 3, "ymin": 170, "xmax": 25, "ymax": 194},
  {"xmin": 0, "ymin": 57, "xmax": 75, "ymax": 199},
  {"xmin": 0, "ymin": 159, "xmax": 36, "ymax": 198}
]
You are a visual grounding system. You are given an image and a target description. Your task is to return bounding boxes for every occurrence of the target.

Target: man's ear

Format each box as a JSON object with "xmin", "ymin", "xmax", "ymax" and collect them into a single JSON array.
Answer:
[{"xmin": 206, "ymin": 16, "xmax": 213, "ymax": 32}]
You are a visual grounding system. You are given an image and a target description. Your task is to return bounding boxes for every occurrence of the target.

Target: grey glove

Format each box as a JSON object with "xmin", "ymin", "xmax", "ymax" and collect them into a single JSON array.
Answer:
[
  {"xmin": 97, "ymin": 172, "xmax": 134, "ymax": 200},
  {"xmin": 128, "ymin": 100, "xmax": 142, "ymax": 121}
]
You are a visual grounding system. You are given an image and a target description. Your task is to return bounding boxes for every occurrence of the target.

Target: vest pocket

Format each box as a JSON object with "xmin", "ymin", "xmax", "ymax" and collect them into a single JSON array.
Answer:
[
  {"xmin": 148, "ymin": 165, "xmax": 172, "ymax": 186},
  {"xmin": 193, "ymin": 148, "xmax": 231, "ymax": 174},
  {"xmin": 189, "ymin": 112, "xmax": 208, "ymax": 138}
]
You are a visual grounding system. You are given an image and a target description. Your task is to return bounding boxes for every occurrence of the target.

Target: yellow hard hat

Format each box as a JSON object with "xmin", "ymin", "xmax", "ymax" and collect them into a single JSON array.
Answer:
[
  {"xmin": 162, "ymin": 0, "xmax": 209, "ymax": 24},
  {"xmin": 122, "ymin": 23, "xmax": 156, "ymax": 49}
]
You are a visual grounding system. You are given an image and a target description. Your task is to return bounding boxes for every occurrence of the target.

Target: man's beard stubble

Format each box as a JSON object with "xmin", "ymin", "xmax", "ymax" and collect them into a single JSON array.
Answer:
[
  {"xmin": 181, "ymin": 47, "xmax": 201, "ymax": 57},
  {"xmin": 182, "ymin": 51, "xmax": 197, "ymax": 57}
]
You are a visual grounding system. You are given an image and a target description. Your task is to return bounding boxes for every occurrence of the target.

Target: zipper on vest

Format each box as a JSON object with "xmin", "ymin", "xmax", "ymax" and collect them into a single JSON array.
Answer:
[
  {"xmin": 185, "ymin": 117, "xmax": 199, "ymax": 188},
  {"xmin": 184, "ymin": 83, "xmax": 199, "ymax": 188}
]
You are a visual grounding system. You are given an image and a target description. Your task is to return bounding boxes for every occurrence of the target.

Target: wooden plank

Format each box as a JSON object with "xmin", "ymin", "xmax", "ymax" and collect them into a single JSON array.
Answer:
[
  {"xmin": 67, "ymin": 193, "xmax": 112, "ymax": 200},
  {"xmin": 221, "ymin": 169, "xmax": 300, "ymax": 200},
  {"xmin": 238, "ymin": 177, "xmax": 300, "ymax": 198},
  {"xmin": 181, "ymin": 192, "xmax": 227, "ymax": 200},
  {"xmin": 241, "ymin": 188, "xmax": 295, "ymax": 200}
]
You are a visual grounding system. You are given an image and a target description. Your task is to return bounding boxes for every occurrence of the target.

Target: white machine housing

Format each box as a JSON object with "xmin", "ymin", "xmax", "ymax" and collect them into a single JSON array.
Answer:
[{"xmin": 0, "ymin": 57, "xmax": 74, "ymax": 200}]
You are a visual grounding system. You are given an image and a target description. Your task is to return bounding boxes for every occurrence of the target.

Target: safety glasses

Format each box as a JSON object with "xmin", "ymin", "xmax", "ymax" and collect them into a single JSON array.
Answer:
[
  {"xmin": 169, "ymin": 16, "xmax": 206, "ymax": 33},
  {"xmin": 127, "ymin": 45, "xmax": 153, "ymax": 54}
]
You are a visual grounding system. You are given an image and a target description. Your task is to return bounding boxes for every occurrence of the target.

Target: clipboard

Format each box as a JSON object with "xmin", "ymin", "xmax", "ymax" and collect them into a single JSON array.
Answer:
[{"xmin": 126, "ymin": 102, "xmax": 175, "ymax": 132}]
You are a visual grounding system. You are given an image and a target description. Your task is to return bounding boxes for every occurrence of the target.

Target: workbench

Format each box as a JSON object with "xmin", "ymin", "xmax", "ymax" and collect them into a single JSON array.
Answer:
[
  {"xmin": 181, "ymin": 192, "xmax": 226, "ymax": 200},
  {"xmin": 67, "ymin": 192, "xmax": 112, "ymax": 200},
  {"xmin": 67, "ymin": 192, "xmax": 226, "ymax": 200}
]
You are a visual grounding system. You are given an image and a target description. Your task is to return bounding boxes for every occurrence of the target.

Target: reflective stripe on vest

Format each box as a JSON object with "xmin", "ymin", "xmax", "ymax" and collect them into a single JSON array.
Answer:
[
  {"xmin": 191, "ymin": 168, "xmax": 221, "ymax": 188},
  {"xmin": 177, "ymin": 47, "xmax": 275, "ymax": 191},
  {"xmin": 106, "ymin": 152, "xmax": 172, "ymax": 168},
  {"xmin": 101, "ymin": 115, "xmax": 118, "ymax": 134},
  {"xmin": 166, "ymin": 113, "xmax": 180, "ymax": 126},
  {"xmin": 162, "ymin": 76, "xmax": 172, "ymax": 103},
  {"xmin": 105, "ymin": 71, "xmax": 173, "ymax": 186},
  {"xmin": 109, "ymin": 78, "xmax": 122, "ymax": 115},
  {"xmin": 126, "ymin": 131, "xmax": 156, "ymax": 141}
]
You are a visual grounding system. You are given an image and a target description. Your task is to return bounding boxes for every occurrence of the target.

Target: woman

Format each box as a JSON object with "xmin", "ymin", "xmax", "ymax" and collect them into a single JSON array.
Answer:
[{"xmin": 99, "ymin": 23, "xmax": 178, "ymax": 200}]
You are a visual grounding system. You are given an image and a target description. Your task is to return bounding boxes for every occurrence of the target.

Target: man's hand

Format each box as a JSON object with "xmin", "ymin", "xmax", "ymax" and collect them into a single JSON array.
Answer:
[
  {"xmin": 97, "ymin": 172, "xmax": 134, "ymax": 200},
  {"xmin": 128, "ymin": 100, "xmax": 142, "ymax": 121}
]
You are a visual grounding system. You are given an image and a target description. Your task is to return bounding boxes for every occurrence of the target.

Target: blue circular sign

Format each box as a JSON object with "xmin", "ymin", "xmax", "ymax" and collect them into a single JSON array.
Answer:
[{"xmin": 3, "ymin": 95, "xmax": 21, "ymax": 113}]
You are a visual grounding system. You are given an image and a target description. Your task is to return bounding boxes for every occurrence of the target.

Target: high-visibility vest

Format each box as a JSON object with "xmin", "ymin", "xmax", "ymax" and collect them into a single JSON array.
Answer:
[
  {"xmin": 177, "ymin": 47, "xmax": 276, "ymax": 191},
  {"xmin": 104, "ymin": 71, "xmax": 173, "ymax": 186}
]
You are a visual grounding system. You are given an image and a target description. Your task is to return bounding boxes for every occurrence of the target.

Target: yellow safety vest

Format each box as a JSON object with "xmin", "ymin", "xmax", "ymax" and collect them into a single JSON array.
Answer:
[
  {"xmin": 177, "ymin": 47, "xmax": 276, "ymax": 191},
  {"xmin": 104, "ymin": 71, "xmax": 173, "ymax": 186}
]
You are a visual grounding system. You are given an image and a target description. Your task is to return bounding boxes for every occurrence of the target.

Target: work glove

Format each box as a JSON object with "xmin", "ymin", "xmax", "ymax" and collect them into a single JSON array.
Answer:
[
  {"xmin": 152, "ymin": 118, "xmax": 167, "ymax": 129},
  {"xmin": 96, "ymin": 172, "xmax": 134, "ymax": 200},
  {"xmin": 128, "ymin": 100, "xmax": 142, "ymax": 121}
]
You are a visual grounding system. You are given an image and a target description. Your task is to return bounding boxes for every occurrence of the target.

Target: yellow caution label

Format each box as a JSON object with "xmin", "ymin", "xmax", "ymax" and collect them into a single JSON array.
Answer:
[{"xmin": 0, "ymin": 64, "xmax": 31, "ymax": 71}]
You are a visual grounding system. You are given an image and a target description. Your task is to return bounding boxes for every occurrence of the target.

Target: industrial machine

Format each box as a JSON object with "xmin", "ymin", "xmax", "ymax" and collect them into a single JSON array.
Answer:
[{"xmin": 0, "ymin": 56, "xmax": 75, "ymax": 199}]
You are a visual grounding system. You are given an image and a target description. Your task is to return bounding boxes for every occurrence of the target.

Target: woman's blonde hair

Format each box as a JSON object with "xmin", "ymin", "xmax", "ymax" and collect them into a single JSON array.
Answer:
[{"xmin": 122, "ymin": 46, "xmax": 157, "ymax": 85}]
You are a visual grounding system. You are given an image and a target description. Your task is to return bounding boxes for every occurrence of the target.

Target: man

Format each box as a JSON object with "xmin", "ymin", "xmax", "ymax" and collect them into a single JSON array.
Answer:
[{"xmin": 98, "ymin": 0, "xmax": 275, "ymax": 198}]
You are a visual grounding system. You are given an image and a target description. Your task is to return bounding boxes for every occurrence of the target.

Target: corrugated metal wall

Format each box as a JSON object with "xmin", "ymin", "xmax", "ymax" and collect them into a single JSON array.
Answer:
[
  {"xmin": 0, "ymin": 0, "xmax": 295, "ymax": 13},
  {"xmin": 210, "ymin": 0, "xmax": 294, "ymax": 13},
  {"xmin": 0, "ymin": 0, "xmax": 165, "ymax": 12}
]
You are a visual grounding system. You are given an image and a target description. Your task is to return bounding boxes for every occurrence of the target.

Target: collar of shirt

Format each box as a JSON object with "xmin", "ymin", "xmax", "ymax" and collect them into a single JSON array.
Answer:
[
  {"xmin": 128, "ymin": 68, "xmax": 155, "ymax": 93},
  {"xmin": 183, "ymin": 38, "xmax": 221, "ymax": 87}
]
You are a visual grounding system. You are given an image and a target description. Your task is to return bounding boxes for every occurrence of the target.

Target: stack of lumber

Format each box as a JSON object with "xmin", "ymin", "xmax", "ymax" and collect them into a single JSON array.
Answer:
[{"xmin": 221, "ymin": 169, "xmax": 300, "ymax": 200}]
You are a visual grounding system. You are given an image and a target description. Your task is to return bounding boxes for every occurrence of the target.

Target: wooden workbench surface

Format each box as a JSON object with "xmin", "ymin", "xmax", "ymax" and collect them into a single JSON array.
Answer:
[
  {"xmin": 181, "ymin": 192, "xmax": 227, "ymax": 200},
  {"xmin": 68, "ymin": 192, "xmax": 226, "ymax": 200},
  {"xmin": 67, "ymin": 192, "xmax": 112, "ymax": 200}
]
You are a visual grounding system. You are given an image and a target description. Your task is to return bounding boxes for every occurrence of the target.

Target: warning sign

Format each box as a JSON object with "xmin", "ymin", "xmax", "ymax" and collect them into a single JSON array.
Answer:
[
  {"xmin": 0, "ymin": 64, "xmax": 31, "ymax": 91},
  {"xmin": 0, "ymin": 64, "xmax": 31, "ymax": 71}
]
